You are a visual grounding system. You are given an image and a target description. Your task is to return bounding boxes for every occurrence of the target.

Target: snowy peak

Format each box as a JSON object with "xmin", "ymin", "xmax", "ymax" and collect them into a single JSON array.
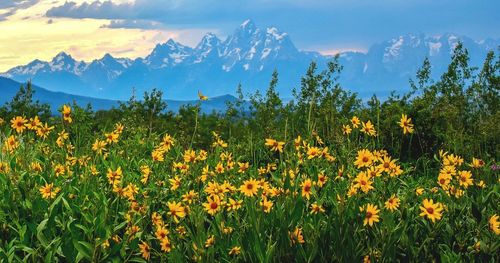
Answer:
[
  {"xmin": 51, "ymin": 52, "xmax": 74, "ymax": 64},
  {"xmin": 380, "ymin": 33, "xmax": 464, "ymax": 63},
  {"xmin": 95, "ymin": 53, "xmax": 132, "ymax": 68},
  {"xmin": 49, "ymin": 51, "xmax": 82, "ymax": 72},
  {"xmin": 145, "ymin": 39, "xmax": 193, "ymax": 68},
  {"xmin": 266, "ymin": 27, "xmax": 288, "ymax": 41},
  {"xmin": 193, "ymin": 33, "xmax": 223, "ymax": 63},
  {"xmin": 239, "ymin": 19, "xmax": 257, "ymax": 33},
  {"xmin": 196, "ymin": 33, "xmax": 222, "ymax": 50}
]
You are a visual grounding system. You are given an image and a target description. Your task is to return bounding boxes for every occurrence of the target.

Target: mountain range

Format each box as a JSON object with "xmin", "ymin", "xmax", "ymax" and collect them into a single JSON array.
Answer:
[
  {"xmin": 1, "ymin": 19, "xmax": 498, "ymax": 101},
  {"xmin": 0, "ymin": 77, "xmax": 240, "ymax": 114}
]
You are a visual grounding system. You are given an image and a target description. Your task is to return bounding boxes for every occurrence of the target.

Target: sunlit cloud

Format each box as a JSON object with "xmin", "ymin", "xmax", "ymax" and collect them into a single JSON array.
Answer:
[{"xmin": 0, "ymin": 0, "xmax": 214, "ymax": 71}]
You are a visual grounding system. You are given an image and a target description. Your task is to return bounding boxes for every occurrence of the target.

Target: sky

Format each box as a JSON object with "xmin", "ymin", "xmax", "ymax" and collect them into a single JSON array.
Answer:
[{"xmin": 0, "ymin": 0, "xmax": 498, "ymax": 72}]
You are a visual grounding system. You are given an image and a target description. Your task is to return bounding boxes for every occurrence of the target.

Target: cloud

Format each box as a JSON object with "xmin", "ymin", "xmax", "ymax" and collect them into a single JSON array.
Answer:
[
  {"xmin": 46, "ymin": 1, "xmax": 133, "ymax": 20},
  {"xmin": 0, "ymin": 0, "xmax": 41, "ymax": 20},
  {"xmin": 102, "ymin": 19, "xmax": 164, "ymax": 30},
  {"xmin": 44, "ymin": 0, "xmax": 500, "ymax": 50},
  {"xmin": 44, "ymin": 0, "xmax": 333, "ymax": 25}
]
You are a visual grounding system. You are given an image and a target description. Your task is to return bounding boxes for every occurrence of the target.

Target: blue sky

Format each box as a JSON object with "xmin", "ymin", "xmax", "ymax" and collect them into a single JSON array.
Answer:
[
  {"xmin": 44, "ymin": 0, "xmax": 500, "ymax": 51},
  {"xmin": 0, "ymin": 0, "xmax": 498, "ymax": 70}
]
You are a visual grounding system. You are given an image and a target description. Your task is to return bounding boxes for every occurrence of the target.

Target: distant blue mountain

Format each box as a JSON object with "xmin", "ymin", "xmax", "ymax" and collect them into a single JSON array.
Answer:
[
  {"xmin": 2, "ymin": 19, "xmax": 498, "ymax": 101},
  {"xmin": 0, "ymin": 77, "xmax": 243, "ymax": 114}
]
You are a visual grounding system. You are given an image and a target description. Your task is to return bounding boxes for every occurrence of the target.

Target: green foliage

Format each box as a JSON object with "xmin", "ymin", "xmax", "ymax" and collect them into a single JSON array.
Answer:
[
  {"xmin": 0, "ymin": 81, "xmax": 51, "ymax": 120},
  {"xmin": 0, "ymin": 42, "xmax": 498, "ymax": 262}
]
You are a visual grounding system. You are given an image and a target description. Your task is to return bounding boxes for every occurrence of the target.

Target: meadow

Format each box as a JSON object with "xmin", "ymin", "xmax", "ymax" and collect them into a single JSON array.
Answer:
[{"xmin": 0, "ymin": 43, "xmax": 498, "ymax": 262}]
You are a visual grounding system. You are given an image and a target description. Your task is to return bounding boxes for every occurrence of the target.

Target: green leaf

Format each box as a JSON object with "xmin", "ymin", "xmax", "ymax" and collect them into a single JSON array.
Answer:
[
  {"xmin": 73, "ymin": 241, "xmax": 93, "ymax": 261},
  {"xmin": 36, "ymin": 218, "xmax": 49, "ymax": 248}
]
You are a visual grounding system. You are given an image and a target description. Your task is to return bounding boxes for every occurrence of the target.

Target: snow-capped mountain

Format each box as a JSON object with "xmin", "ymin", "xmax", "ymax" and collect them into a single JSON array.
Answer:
[{"xmin": 2, "ymin": 20, "xmax": 498, "ymax": 100}]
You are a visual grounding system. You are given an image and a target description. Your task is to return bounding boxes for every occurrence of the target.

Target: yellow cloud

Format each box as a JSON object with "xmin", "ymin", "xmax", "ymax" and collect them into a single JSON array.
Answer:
[{"xmin": 0, "ymin": 0, "xmax": 207, "ymax": 72}]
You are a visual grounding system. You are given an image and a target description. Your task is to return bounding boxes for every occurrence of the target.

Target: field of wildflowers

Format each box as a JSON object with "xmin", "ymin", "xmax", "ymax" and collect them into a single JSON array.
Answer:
[
  {"xmin": 0, "ymin": 45, "xmax": 499, "ymax": 262},
  {"xmin": 0, "ymin": 104, "xmax": 498, "ymax": 262}
]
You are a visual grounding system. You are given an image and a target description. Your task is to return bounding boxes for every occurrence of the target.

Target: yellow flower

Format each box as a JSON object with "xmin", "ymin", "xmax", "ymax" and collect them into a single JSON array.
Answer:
[
  {"xmin": 152, "ymin": 149, "xmax": 165, "ymax": 162},
  {"xmin": 361, "ymin": 121, "xmax": 377, "ymax": 136},
  {"xmin": 443, "ymin": 154, "xmax": 464, "ymax": 167},
  {"xmin": 160, "ymin": 238, "xmax": 172, "ymax": 252},
  {"xmin": 205, "ymin": 235, "xmax": 215, "ymax": 248},
  {"xmin": 107, "ymin": 167, "xmax": 122, "ymax": 185},
  {"xmin": 10, "ymin": 116, "xmax": 27, "ymax": 133},
  {"xmin": 384, "ymin": 195, "xmax": 400, "ymax": 212},
  {"xmin": 53, "ymin": 164, "xmax": 66, "ymax": 177},
  {"xmin": 229, "ymin": 246, "xmax": 241, "ymax": 256},
  {"xmin": 342, "ymin": 124, "xmax": 352, "ymax": 135},
  {"xmin": 419, "ymin": 199, "xmax": 444, "ymax": 223},
  {"xmin": 239, "ymin": 179, "xmax": 259, "ymax": 197},
  {"xmin": 458, "ymin": 170, "xmax": 473, "ymax": 188},
  {"xmin": 290, "ymin": 227, "xmax": 305, "ymax": 244},
  {"xmin": 198, "ymin": 90, "xmax": 208, "ymax": 101},
  {"xmin": 169, "ymin": 176, "xmax": 182, "ymax": 191},
  {"xmin": 351, "ymin": 116, "xmax": 360, "ymax": 128},
  {"xmin": 440, "ymin": 165, "xmax": 456, "ymax": 177},
  {"xmin": 173, "ymin": 162, "xmax": 189, "ymax": 174},
  {"xmin": 204, "ymin": 195, "xmax": 222, "ymax": 216},
  {"xmin": 300, "ymin": 179, "xmax": 313, "ymax": 200},
  {"xmin": 354, "ymin": 149, "xmax": 373, "ymax": 168},
  {"xmin": 114, "ymin": 123, "xmax": 124, "ymax": 134},
  {"xmin": 476, "ymin": 180, "xmax": 486, "ymax": 188},
  {"xmin": 183, "ymin": 149, "xmax": 197, "ymax": 163},
  {"xmin": 398, "ymin": 114, "xmax": 414, "ymax": 134},
  {"xmin": 167, "ymin": 201, "xmax": 186, "ymax": 222},
  {"xmin": 160, "ymin": 134, "xmax": 175, "ymax": 150},
  {"xmin": 26, "ymin": 116, "xmax": 41, "ymax": 130},
  {"xmin": 101, "ymin": 240, "xmax": 110, "ymax": 249},
  {"xmin": 105, "ymin": 132, "xmax": 119, "ymax": 144},
  {"xmin": 347, "ymin": 185, "xmax": 358, "ymax": 197},
  {"xmin": 489, "ymin": 214, "xmax": 500, "ymax": 235},
  {"xmin": 353, "ymin": 171, "xmax": 374, "ymax": 193},
  {"xmin": 227, "ymin": 198, "xmax": 243, "ymax": 212},
  {"xmin": 36, "ymin": 123, "xmax": 54, "ymax": 139},
  {"xmin": 362, "ymin": 204, "xmax": 380, "ymax": 226},
  {"xmin": 470, "ymin": 158, "xmax": 485, "ymax": 168},
  {"xmin": 62, "ymin": 105, "xmax": 72, "ymax": 123},
  {"xmin": 294, "ymin": 135, "xmax": 302, "ymax": 150},
  {"xmin": 366, "ymin": 166, "xmax": 382, "ymax": 178},
  {"xmin": 0, "ymin": 162, "xmax": 11, "ymax": 174},
  {"xmin": 317, "ymin": 172, "xmax": 328, "ymax": 187},
  {"xmin": 140, "ymin": 165, "xmax": 150, "ymax": 184},
  {"xmin": 265, "ymin": 138, "xmax": 285, "ymax": 153},
  {"xmin": 92, "ymin": 139, "xmax": 107, "ymax": 155},
  {"xmin": 378, "ymin": 156, "xmax": 395, "ymax": 173},
  {"xmin": 437, "ymin": 173, "xmax": 452, "ymax": 190},
  {"xmin": 415, "ymin": 187, "xmax": 424, "ymax": 196},
  {"xmin": 4, "ymin": 135, "xmax": 19, "ymax": 153},
  {"xmin": 310, "ymin": 203, "xmax": 325, "ymax": 214},
  {"xmin": 306, "ymin": 146, "xmax": 320, "ymax": 159},
  {"xmin": 155, "ymin": 226, "xmax": 169, "ymax": 240},
  {"xmin": 237, "ymin": 162, "xmax": 250, "ymax": 173},
  {"xmin": 139, "ymin": 241, "xmax": 150, "ymax": 260},
  {"xmin": 126, "ymin": 225, "xmax": 140, "ymax": 237},
  {"xmin": 152, "ymin": 212, "xmax": 164, "ymax": 227},
  {"xmin": 123, "ymin": 183, "xmax": 139, "ymax": 200},
  {"xmin": 182, "ymin": 190, "xmax": 198, "ymax": 204},
  {"xmin": 39, "ymin": 183, "xmax": 60, "ymax": 199},
  {"xmin": 196, "ymin": 150, "xmax": 208, "ymax": 161},
  {"xmin": 215, "ymin": 162, "xmax": 225, "ymax": 174},
  {"xmin": 260, "ymin": 196, "xmax": 273, "ymax": 213}
]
